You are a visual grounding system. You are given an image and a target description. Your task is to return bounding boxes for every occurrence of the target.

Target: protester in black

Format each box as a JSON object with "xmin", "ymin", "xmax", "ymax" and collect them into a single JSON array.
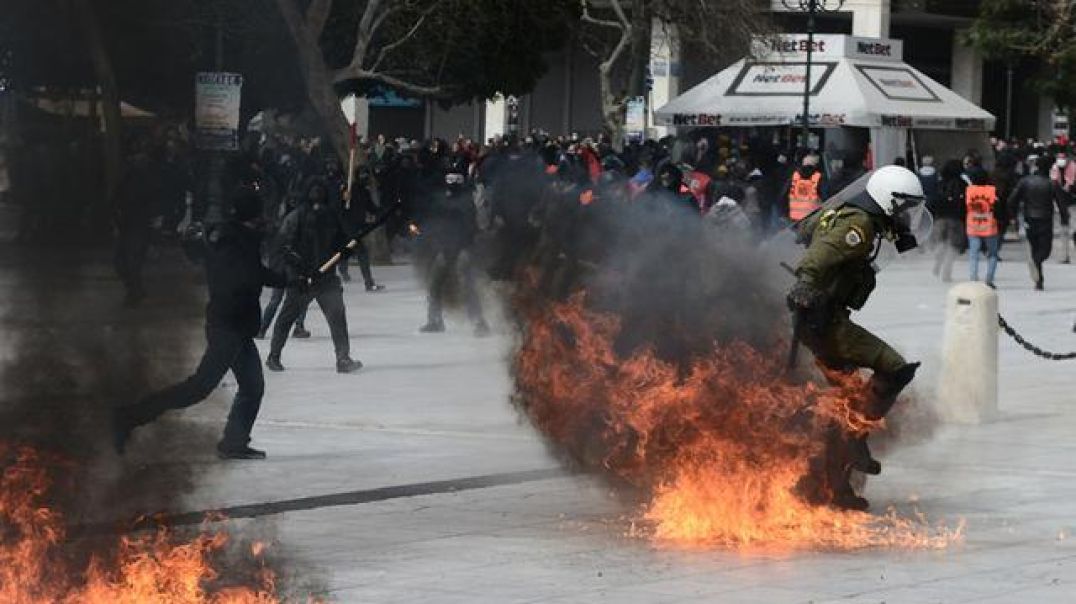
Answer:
[
  {"xmin": 266, "ymin": 178, "xmax": 363, "ymax": 373},
  {"xmin": 1008, "ymin": 155, "xmax": 1070, "ymax": 290},
  {"xmin": 113, "ymin": 189, "xmax": 289, "ymax": 459},
  {"xmin": 416, "ymin": 168, "xmax": 489, "ymax": 335}
]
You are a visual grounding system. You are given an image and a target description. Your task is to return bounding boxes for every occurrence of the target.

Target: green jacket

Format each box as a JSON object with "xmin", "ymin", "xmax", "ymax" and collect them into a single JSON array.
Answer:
[{"xmin": 795, "ymin": 205, "xmax": 883, "ymax": 310}]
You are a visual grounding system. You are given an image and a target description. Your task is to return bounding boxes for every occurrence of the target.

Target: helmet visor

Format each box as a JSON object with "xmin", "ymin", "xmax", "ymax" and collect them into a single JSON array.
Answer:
[{"xmin": 894, "ymin": 198, "xmax": 933, "ymax": 243}]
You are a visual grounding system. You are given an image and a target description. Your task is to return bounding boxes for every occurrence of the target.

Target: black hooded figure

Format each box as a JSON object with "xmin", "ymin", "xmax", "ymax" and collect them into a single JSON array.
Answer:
[
  {"xmin": 265, "ymin": 178, "xmax": 363, "ymax": 373},
  {"xmin": 415, "ymin": 168, "xmax": 489, "ymax": 336},
  {"xmin": 114, "ymin": 189, "xmax": 289, "ymax": 459}
]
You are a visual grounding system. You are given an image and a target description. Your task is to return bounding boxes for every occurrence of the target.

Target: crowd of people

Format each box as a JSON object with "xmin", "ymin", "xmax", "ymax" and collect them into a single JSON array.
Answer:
[
  {"xmin": 107, "ymin": 127, "xmax": 1076, "ymax": 321},
  {"xmin": 105, "ymin": 124, "xmax": 1076, "ymax": 462},
  {"xmin": 918, "ymin": 139, "xmax": 1072, "ymax": 291}
]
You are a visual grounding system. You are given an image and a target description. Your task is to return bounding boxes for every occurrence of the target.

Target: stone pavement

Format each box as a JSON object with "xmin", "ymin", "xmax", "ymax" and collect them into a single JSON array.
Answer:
[{"xmin": 12, "ymin": 237, "xmax": 1076, "ymax": 603}]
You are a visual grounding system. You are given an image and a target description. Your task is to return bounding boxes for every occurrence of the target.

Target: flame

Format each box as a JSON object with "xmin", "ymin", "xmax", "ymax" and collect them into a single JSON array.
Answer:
[
  {"xmin": 0, "ymin": 444, "xmax": 289, "ymax": 603},
  {"xmin": 515, "ymin": 294, "xmax": 962, "ymax": 551}
]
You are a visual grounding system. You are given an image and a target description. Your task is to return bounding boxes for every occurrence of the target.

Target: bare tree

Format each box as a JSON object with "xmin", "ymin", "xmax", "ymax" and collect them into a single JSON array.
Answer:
[
  {"xmin": 578, "ymin": 0, "xmax": 769, "ymax": 147},
  {"xmin": 272, "ymin": 0, "xmax": 572, "ymax": 164}
]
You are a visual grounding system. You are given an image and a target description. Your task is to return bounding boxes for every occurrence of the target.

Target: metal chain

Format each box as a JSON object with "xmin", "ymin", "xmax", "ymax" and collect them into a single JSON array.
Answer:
[{"xmin": 997, "ymin": 314, "xmax": 1076, "ymax": 361}]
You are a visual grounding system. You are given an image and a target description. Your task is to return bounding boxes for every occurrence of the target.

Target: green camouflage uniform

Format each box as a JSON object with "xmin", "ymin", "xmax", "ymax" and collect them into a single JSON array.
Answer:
[{"xmin": 794, "ymin": 205, "xmax": 907, "ymax": 375}]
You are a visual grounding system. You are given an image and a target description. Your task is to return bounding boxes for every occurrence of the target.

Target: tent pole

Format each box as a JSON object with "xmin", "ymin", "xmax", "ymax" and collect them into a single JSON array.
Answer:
[{"xmin": 801, "ymin": 3, "xmax": 815, "ymax": 151}]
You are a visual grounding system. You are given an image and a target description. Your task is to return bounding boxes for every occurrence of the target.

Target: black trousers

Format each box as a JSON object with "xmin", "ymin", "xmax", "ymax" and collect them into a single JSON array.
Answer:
[
  {"xmin": 427, "ymin": 246, "xmax": 484, "ymax": 324},
  {"xmin": 269, "ymin": 276, "xmax": 350, "ymax": 361},
  {"xmin": 1026, "ymin": 218, "xmax": 1054, "ymax": 266},
  {"xmin": 125, "ymin": 326, "xmax": 263, "ymax": 446},
  {"xmin": 337, "ymin": 241, "xmax": 375, "ymax": 287},
  {"xmin": 260, "ymin": 287, "xmax": 308, "ymax": 333}
]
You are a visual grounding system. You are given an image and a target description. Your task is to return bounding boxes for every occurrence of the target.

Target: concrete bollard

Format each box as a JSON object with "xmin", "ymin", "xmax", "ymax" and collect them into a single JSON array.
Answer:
[{"xmin": 937, "ymin": 282, "xmax": 999, "ymax": 423}]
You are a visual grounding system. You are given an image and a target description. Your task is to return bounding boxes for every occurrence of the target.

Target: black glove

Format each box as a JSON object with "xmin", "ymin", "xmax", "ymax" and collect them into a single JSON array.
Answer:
[
  {"xmin": 289, "ymin": 272, "xmax": 318, "ymax": 294},
  {"xmin": 787, "ymin": 280, "xmax": 825, "ymax": 312}
]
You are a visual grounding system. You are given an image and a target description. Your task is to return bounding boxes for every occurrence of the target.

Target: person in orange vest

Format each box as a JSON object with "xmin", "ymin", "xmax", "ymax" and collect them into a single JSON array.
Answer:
[
  {"xmin": 782, "ymin": 153, "xmax": 827, "ymax": 221},
  {"xmin": 964, "ymin": 173, "xmax": 1000, "ymax": 288}
]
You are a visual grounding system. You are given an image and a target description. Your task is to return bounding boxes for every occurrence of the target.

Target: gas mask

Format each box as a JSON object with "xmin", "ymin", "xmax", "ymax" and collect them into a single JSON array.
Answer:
[
  {"xmin": 889, "ymin": 194, "xmax": 932, "ymax": 253},
  {"xmin": 444, "ymin": 172, "xmax": 465, "ymax": 195}
]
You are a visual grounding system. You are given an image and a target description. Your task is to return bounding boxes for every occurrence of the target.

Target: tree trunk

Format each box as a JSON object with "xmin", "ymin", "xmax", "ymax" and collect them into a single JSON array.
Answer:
[
  {"xmin": 626, "ymin": 0, "xmax": 650, "ymax": 99},
  {"xmin": 274, "ymin": 0, "xmax": 351, "ymax": 168},
  {"xmin": 70, "ymin": 0, "xmax": 122, "ymax": 214},
  {"xmin": 275, "ymin": 0, "xmax": 393, "ymax": 263},
  {"xmin": 599, "ymin": 65, "xmax": 626, "ymax": 150}
]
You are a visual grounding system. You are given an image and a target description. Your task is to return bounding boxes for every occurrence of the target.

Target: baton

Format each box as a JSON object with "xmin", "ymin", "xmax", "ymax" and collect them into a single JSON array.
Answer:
[
  {"xmin": 780, "ymin": 262, "xmax": 800, "ymax": 371},
  {"xmin": 317, "ymin": 204, "xmax": 400, "ymax": 274}
]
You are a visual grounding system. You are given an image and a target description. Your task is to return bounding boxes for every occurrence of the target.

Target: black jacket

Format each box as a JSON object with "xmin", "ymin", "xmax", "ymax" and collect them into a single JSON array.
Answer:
[
  {"xmin": 1008, "ymin": 174, "xmax": 1070, "ymax": 223},
  {"xmin": 205, "ymin": 222, "xmax": 287, "ymax": 337},
  {"xmin": 414, "ymin": 186, "xmax": 478, "ymax": 252}
]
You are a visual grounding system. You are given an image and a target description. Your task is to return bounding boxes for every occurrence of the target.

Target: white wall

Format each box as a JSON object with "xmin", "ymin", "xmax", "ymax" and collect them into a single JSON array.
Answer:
[{"xmin": 950, "ymin": 29, "xmax": 983, "ymax": 105}]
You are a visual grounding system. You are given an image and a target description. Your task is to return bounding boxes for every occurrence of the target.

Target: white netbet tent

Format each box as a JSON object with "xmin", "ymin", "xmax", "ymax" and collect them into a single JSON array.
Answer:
[{"xmin": 655, "ymin": 35, "xmax": 995, "ymax": 165}]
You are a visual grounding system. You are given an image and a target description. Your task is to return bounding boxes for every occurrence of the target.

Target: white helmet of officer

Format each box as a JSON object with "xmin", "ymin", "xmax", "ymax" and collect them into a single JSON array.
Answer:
[{"xmin": 865, "ymin": 165, "xmax": 925, "ymax": 217}]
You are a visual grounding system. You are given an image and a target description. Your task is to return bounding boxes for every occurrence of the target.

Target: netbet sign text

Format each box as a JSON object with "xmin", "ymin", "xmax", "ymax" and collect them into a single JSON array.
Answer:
[{"xmin": 771, "ymin": 39, "xmax": 826, "ymax": 54}]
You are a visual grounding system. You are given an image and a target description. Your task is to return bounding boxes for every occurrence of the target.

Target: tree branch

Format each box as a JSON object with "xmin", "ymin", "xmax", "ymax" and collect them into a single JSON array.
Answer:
[
  {"xmin": 350, "ymin": 0, "xmax": 385, "ymax": 72},
  {"xmin": 580, "ymin": 0, "xmax": 623, "ymax": 30},
  {"xmin": 368, "ymin": 0, "xmax": 444, "ymax": 73},
  {"xmin": 599, "ymin": 0, "xmax": 632, "ymax": 75},
  {"xmin": 348, "ymin": 69, "xmax": 443, "ymax": 97},
  {"xmin": 305, "ymin": 0, "xmax": 332, "ymax": 37}
]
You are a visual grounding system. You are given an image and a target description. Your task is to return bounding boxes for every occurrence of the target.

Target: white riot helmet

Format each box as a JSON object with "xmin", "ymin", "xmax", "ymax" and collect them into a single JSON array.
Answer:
[
  {"xmin": 865, "ymin": 165, "xmax": 925, "ymax": 216},
  {"xmin": 865, "ymin": 165, "xmax": 931, "ymax": 253}
]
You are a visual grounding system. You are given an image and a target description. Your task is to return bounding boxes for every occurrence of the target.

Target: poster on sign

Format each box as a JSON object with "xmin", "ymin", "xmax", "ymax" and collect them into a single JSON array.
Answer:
[
  {"xmin": 728, "ymin": 62, "xmax": 836, "ymax": 96},
  {"xmin": 195, "ymin": 72, "xmax": 243, "ymax": 150},
  {"xmin": 625, "ymin": 97, "xmax": 646, "ymax": 142},
  {"xmin": 856, "ymin": 65, "xmax": 938, "ymax": 102}
]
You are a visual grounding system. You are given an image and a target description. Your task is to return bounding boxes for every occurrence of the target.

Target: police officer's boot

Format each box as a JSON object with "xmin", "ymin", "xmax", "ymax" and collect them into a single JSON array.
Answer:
[
  {"xmin": 865, "ymin": 362, "xmax": 920, "ymax": 421},
  {"xmin": 830, "ymin": 474, "xmax": 870, "ymax": 511},
  {"xmin": 847, "ymin": 436, "xmax": 881, "ymax": 475}
]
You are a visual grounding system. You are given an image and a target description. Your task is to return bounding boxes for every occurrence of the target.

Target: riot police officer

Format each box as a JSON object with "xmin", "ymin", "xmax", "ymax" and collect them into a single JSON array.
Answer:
[{"xmin": 787, "ymin": 165, "xmax": 928, "ymax": 510}]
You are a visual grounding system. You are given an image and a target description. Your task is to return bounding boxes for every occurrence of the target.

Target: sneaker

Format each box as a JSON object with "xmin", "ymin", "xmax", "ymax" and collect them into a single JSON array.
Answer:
[
  {"xmin": 216, "ymin": 442, "xmax": 267, "ymax": 460},
  {"xmin": 336, "ymin": 357, "xmax": 363, "ymax": 373},
  {"xmin": 420, "ymin": 320, "xmax": 445, "ymax": 333},
  {"xmin": 366, "ymin": 283, "xmax": 386, "ymax": 293},
  {"xmin": 474, "ymin": 320, "xmax": 491, "ymax": 338},
  {"xmin": 292, "ymin": 325, "xmax": 311, "ymax": 339},
  {"xmin": 112, "ymin": 408, "xmax": 135, "ymax": 455},
  {"xmin": 986, "ymin": 281, "xmax": 996, "ymax": 290},
  {"xmin": 265, "ymin": 355, "xmax": 285, "ymax": 372}
]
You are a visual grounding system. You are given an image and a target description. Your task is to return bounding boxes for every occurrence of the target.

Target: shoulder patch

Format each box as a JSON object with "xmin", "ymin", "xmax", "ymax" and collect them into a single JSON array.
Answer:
[{"xmin": 845, "ymin": 226, "xmax": 864, "ymax": 247}]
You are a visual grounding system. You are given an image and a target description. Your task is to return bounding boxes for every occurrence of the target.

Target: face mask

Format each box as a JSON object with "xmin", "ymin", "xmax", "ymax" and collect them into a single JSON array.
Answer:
[{"xmin": 1057, "ymin": 159, "xmax": 1068, "ymax": 168}]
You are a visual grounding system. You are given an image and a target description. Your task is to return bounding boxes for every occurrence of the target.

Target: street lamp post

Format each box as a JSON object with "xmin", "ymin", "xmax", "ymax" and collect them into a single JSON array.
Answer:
[{"xmin": 781, "ymin": 0, "xmax": 845, "ymax": 151}]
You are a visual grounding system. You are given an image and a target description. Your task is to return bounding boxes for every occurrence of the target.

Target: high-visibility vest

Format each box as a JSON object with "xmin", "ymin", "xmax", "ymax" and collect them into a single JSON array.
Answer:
[
  {"xmin": 789, "ymin": 171, "xmax": 822, "ymax": 220},
  {"xmin": 965, "ymin": 184, "xmax": 998, "ymax": 237}
]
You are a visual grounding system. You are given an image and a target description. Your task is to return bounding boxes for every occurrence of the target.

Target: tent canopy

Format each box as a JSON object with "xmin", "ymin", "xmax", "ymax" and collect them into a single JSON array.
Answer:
[{"xmin": 656, "ymin": 34, "xmax": 995, "ymax": 132}]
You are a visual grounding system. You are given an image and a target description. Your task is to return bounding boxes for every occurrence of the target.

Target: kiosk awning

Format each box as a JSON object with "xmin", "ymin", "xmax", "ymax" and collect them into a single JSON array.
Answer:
[{"xmin": 655, "ymin": 35, "xmax": 995, "ymax": 132}]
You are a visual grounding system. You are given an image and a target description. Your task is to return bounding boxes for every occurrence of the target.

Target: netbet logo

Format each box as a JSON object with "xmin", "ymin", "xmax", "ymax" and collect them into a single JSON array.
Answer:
[{"xmin": 856, "ymin": 42, "xmax": 892, "ymax": 56}]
